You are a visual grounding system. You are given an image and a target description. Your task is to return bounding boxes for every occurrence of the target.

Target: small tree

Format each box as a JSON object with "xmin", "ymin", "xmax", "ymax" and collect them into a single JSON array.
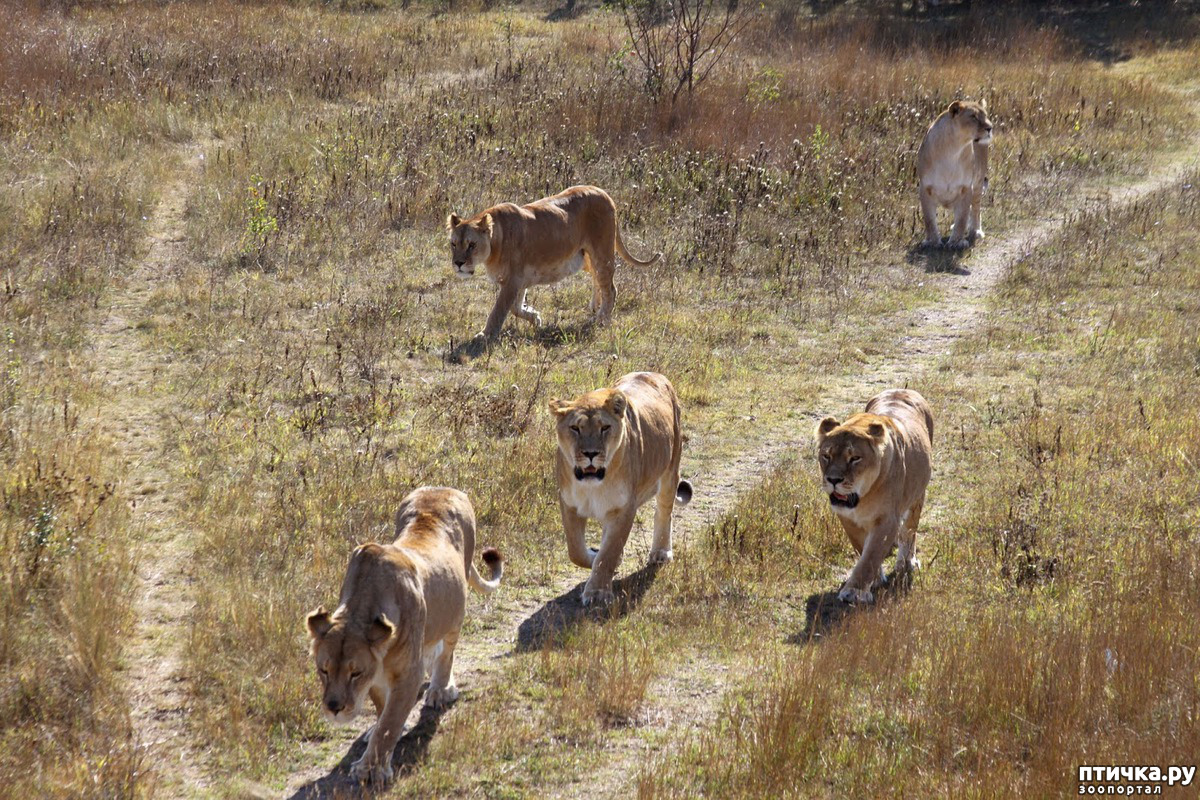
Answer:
[{"xmin": 620, "ymin": 0, "xmax": 751, "ymax": 104}]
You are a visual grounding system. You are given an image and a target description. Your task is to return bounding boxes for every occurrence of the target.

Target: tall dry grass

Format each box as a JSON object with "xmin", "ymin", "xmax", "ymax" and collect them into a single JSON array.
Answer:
[{"xmin": 638, "ymin": 177, "xmax": 1200, "ymax": 799}]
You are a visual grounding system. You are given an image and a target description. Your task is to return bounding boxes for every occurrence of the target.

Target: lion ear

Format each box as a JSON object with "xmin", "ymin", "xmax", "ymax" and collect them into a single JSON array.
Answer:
[
  {"xmin": 606, "ymin": 390, "xmax": 627, "ymax": 417},
  {"xmin": 548, "ymin": 399, "xmax": 572, "ymax": 417},
  {"xmin": 816, "ymin": 417, "xmax": 840, "ymax": 439},
  {"xmin": 866, "ymin": 422, "xmax": 887, "ymax": 441},
  {"xmin": 476, "ymin": 213, "xmax": 493, "ymax": 235},
  {"xmin": 447, "ymin": 213, "xmax": 461, "ymax": 230},
  {"xmin": 306, "ymin": 607, "xmax": 332, "ymax": 639},
  {"xmin": 979, "ymin": 97, "xmax": 987, "ymax": 111},
  {"xmin": 367, "ymin": 613, "xmax": 396, "ymax": 647},
  {"xmin": 949, "ymin": 100, "xmax": 963, "ymax": 116}
]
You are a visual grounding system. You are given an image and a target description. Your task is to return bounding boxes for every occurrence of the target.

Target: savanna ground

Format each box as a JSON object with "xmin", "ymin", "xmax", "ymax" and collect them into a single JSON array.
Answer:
[{"xmin": 2, "ymin": 0, "xmax": 1200, "ymax": 797}]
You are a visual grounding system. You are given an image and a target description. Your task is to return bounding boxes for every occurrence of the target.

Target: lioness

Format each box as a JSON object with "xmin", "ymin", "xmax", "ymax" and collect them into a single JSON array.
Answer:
[
  {"xmin": 917, "ymin": 100, "xmax": 993, "ymax": 249},
  {"xmin": 305, "ymin": 487, "xmax": 503, "ymax": 784},
  {"xmin": 447, "ymin": 185, "xmax": 660, "ymax": 344},
  {"xmin": 816, "ymin": 389, "xmax": 933, "ymax": 604},
  {"xmin": 548, "ymin": 371, "xmax": 692, "ymax": 606}
]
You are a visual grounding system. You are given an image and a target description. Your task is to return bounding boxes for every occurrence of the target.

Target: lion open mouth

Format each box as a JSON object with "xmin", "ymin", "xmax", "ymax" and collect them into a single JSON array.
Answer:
[
  {"xmin": 574, "ymin": 466, "xmax": 606, "ymax": 482},
  {"xmin": 830, "ymin": 491, "xmax": 859, "ymax": 509}
]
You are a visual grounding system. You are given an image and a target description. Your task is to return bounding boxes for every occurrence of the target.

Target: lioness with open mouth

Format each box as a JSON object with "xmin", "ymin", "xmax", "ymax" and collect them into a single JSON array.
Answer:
[
  {"xmin": 816, "ymin": 389, "xmax": 933, "ymax": 604},
  {"xmin": 549, "ymin": 371, "xmax": 692, "ymax": 607},
  {"xmin": 447, "ymin": 185, "xmax": 660, "ymax": 346},
  {"xmin": 305, "ymin": 487, "xmax": 503, "ymax": 784}
]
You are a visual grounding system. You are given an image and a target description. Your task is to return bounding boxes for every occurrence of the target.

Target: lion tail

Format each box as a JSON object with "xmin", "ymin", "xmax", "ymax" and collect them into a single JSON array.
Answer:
[
  {"xmin": 468, "ymin": 547, "xmax": 504, "ymax": 594},
  {"xmin": 675, "ymin": 480, "xmax": 693, "ymax": 507},
  {"xmin": 615, "ymin": 225, "xmax": 661, "ymax": 268}
]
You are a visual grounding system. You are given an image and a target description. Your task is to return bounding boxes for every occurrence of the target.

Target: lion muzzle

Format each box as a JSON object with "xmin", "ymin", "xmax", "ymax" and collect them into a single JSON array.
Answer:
[
  {"xmin": 574, "ymin": 465, "xmax": 606, "ymax": 481},
  {"xmin": 830, "ymin": 491, "xmax": 860, "ymax": 509}
]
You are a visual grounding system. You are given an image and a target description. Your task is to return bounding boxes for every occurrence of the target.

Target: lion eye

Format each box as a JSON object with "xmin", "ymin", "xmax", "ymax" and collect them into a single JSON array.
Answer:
[
  {"xmin": 600, "ymin": 425, "xmax": 611, "ymax": 433},
  {"xmin": 819, "ymin": 453, "xmax": 830, "ymax": 463},
  {"xmin": 350, "ymin": 670, "xmax": 363, "ymax": 681},
  {"xmin": 466, "ymin": 242, "xmax": 475, "ymax": 251},
  {"xmin": 849, "ymin": 456, "xmax": 862, "ymax": 464},
  {"xmin": 569, "ymin": 425, "xmax": 580, "ymax": 434}
]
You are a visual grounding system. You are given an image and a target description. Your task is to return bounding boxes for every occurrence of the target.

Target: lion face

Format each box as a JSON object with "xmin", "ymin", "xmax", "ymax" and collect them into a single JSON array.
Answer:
[
  {"xmin": 815, "ymin": 417, "xmax": 886, "ymax": 510},
  {"xmin": 446, "ymin": 212, "xmax": 494, "ymax": 278},
  {"xmin": 548, "ymin": 389, "xmax": 628, "ymax": 483},
  {"xmin": 306, "ymin": 608, "xmax": 394, "ymax": 724},
  {"xmin": 950, "ymin": 100, "xmax": 993, "ymax": 146}
]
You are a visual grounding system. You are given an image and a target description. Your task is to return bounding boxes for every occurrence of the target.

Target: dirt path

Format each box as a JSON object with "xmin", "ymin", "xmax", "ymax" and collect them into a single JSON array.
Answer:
[{"xmin": 92, "ymin": 143, "xmax": 210, "ymax": 796}]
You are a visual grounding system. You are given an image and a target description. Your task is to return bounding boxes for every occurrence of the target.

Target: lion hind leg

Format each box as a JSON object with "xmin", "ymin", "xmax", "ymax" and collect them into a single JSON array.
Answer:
[
  {"xmin": 512, "ymin": 289, "xmax": 542, "ymax": 327},
  {"xmin": 587, "ymin": 247, "xmax": 617, "ymax": 323},
  {"xmin": 895, "ymin": 499, "xmax": 923, "ymax": 575},
  {"xmin": 919, "ymin": 185, "xmax": 942, "ymax": 247},
  {"xmin": 947, "ymin": 190, "xmax": 973, "ymax": 248},
  {"xmin": 649, "ymin": 474, "xmax": 679, "ymax": 564}
]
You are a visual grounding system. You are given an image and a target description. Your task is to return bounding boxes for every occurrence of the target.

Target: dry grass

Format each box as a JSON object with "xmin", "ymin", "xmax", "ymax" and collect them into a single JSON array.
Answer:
[
  {"xmin": 638, "ymin": 175, "xmax": 1200, "ymax": 799},
  {"xmin": 1, "ymin": 0, "xmax": 1199, "ymax": 796}
]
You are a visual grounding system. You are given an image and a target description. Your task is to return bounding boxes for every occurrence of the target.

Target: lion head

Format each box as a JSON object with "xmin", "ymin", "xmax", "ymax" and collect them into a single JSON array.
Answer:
[
  {"xmin": 948, "ymin": 99, "xmax": 993, "ymax": 146},
  {"xmin": 305, "ymin": 606, "xmax": 396, "ymax": 724},
  {"xmin": 548, "ymin": 389, "xmax": 628, "ymax": 483},
  {"xmin": 446, "ymin": 212, "xmax": 494, "ymax": 278},
  {"xmin": 815, "ymin": 416, "xmax": 887, "ymax": 510}
]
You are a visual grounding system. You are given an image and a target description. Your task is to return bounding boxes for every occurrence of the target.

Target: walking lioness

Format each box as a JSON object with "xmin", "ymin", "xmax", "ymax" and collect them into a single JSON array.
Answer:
[
  {"xmin": 548, "ymin": 371, "xmax": 692, "ymax": 607},
  {"xmin": 305, "ymin": 487, "xmax": 503, "ymax": 784},
  {"xmin": 917, "ymin": 100, "xmax": 993, "ymax": 248},
  {"xmin": 816, "ymin": 389, "xmax": 933, "ymax": 604},
  {"xmin": 447, "ymin": 185, "xmax": 660, "ymax": 345}
]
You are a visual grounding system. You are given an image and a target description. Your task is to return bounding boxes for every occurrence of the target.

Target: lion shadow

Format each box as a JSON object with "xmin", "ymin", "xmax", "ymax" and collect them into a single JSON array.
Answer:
[
  {"xmin": 905, "ymin": 241, "xmax": 972, "ymax": 275},
  {"xmin": 444, "ymin": 318, "xmax": 598, "ymax": 363},
  {"xmin": 285, "ymin": 701, "xmax": 449, "ymax": 800},
  {"xmin": 787, "ymin": 568, "xmax": 915, "ymax": 645},
  {"xmin": 514, "ymin": 561, "xmax": 662, "ymax": 653}
]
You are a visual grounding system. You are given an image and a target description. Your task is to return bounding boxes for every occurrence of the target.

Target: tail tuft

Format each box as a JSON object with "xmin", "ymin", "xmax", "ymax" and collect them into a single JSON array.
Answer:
[
  {"xmin": 469, "ymin": 547, "xmax": 504, "ymax": 594},
  {"xmin": 676, "ymin": 480, "xmax": 693, "ymax": 506}
]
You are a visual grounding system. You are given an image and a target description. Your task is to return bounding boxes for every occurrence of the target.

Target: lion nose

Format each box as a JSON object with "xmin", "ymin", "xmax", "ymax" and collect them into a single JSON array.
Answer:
[
  {"xmin": 454, "ymin": 260, "xmax": 465, "ymax": 268},
  {"xmin": 828, "ymin": 475, "xmax": 842, "ymax": 486},
  {"xmin": 583, "ymin": 451, "xmax": 600, "ymax": 460},
  {"xmin": 327, "ymin": 698, "xmax": 344, "ymax": 714}
]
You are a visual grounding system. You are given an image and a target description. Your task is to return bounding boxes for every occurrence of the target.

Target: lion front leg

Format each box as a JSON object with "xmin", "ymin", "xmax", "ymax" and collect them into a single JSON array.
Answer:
[
  {"xmin": 425, "ymin": 631, "xmax": 460, "ymax": 709},
  {"xmin": 479, "ymin": 281, "xmax": 523, "ymax": 341},
  {"xmin": 582, "ymin": 509, "xmax": 635, "ymax": 606},
  {"xmin": 839, "ymin": 518, "xmax": 899, "ymax": 605},
  {"xmin": 350, "ymin": 665, "xmax": 421, "ymax": 785},
  {"xmin": 561, "ymin": 503, "xmax": 597, "ymax": 570}
]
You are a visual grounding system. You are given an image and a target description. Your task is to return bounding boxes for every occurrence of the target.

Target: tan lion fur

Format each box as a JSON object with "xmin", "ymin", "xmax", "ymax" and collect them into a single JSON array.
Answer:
[
  {"xmin": 448, "ymin": 185, "xmax": 660, "ymax": 343},
  {"xmin": 816, "ymin": 389, "xmax": 934, "ymax": 604},
  {"xmin": 305, "ymin": 487, "xmax": 502, "ymax": 784},
  {"xmin": 548, "ymin": 372, "xmax": 691, "ymax": 607},
  {"xmin": 917, "ymin": 100, "xmax": 993, "ymax": 248}
]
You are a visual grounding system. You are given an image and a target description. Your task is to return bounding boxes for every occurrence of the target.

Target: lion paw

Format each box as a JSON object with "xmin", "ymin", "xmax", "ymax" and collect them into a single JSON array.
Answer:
[
  {"xmin": 971, "ymin": 228, "xmax": 985, "ymax": 241},
  {"xmin": 350, "ymin": 755, "xmax": 394, "ymax": 785},
  {"xmin": 946, "ymin": 237, "xmax": 970, "ymax": 250},
  {"xmin": 838, "ymin": 586, "xmax": 875, "ymax": 605},
  {"xmin": 581, "ymin": 585, "xmax": 615, "ymax": 607},
  {"xmin": 648, "ymin": 548, "xmax": 673, "ymax": 565},
  {"xmin": 895, "ymin": 556, "xmax": 920, "ymax": 575},
  {"xmin": 425, "ymin": 683, "xmax": 459, "ymax": 709}
]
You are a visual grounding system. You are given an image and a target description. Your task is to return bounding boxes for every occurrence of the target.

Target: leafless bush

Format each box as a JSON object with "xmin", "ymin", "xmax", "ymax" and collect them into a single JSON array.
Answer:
[{"xmin": 620, "ymin": 0, "xmax": 750, "ymax": 104}]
